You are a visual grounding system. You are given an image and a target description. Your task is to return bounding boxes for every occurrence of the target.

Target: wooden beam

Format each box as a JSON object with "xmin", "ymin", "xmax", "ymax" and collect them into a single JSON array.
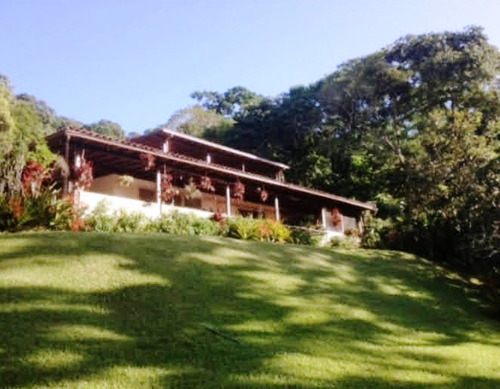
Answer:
[{"xmin": 63, "ymin": 133, "xmax": 70, "ymax": 195}]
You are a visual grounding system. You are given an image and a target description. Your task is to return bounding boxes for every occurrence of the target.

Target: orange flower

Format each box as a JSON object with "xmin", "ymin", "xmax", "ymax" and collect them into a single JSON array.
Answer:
[{"xmin": 8, "ymin": 197, "xmax": 24, "ymax": 219}]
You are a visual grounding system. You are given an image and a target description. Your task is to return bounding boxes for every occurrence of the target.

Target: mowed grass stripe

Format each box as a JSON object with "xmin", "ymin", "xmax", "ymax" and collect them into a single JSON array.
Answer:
[{"xmin": 0, "ymin": 232, "xmax": 498, "ymax": 388}]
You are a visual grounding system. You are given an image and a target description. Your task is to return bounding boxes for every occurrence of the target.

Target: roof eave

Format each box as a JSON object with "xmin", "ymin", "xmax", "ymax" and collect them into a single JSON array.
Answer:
[
  {"xmin": 48, "ymin": 128, "xmax": 375, "ymax": 212},
  {"xmin": 160, "ymin": 128, "xmax": 290, "ymax": 170}
]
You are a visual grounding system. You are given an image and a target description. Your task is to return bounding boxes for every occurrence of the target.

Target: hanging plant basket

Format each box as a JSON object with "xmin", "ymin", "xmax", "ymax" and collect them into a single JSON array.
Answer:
[
  {"xmin": 140, "ymin": 153, "xmax": 156, "ymax": 171},
  {"xmin": 161, "ymin": 173, "xmax": 178, "ymax": 202},
  {"xmin": 331, "ymin": 207, "xmax": 342, "ymax": 227},
  {"xmin": 74, "ymin": 155, "xmax": 93, "ymax": 190},
  {"xmin": 199, "ymin": 175, "xmax": 215, "ymax": 193},
  {"xmin": 233, "ymin": 180, "xmax": 245, "ymax": 200},
  {"xmin": 257, "ymin": 187, "xmax": 269, "ymax": 203},
  {"xmin": 184, "ymin": 177, "xmax": 202, "ymax": 200},
  {"xmin": 117, "ymin": 175, "xmax": 134, "ymax": 187}
]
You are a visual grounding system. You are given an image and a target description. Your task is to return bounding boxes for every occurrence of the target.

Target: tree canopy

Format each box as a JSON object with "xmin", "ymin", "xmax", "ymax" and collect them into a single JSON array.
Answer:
[
  {"xmin": 83, "ymin": 119, "xmax": 126, "ymax": 139},
  {"xmin": 184, "ymin": 26, "xmax": 499, "ymax": 273}
]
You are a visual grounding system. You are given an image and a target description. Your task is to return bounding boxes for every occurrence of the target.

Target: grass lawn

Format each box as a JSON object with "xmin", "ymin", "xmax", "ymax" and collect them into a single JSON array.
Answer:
[{"xmin": 0, "ymin": 232, "xmax": 498, "ymax": 388}]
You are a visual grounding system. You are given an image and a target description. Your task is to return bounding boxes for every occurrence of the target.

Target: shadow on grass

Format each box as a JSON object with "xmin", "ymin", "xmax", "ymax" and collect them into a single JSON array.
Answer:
[{"xmin": 0, "ymin": 232, "xmax": 499, "ymax": 388}]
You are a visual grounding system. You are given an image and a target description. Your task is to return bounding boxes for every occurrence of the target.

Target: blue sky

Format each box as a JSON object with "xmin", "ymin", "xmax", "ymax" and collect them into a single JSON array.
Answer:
[{"xmin": 1, "ymin": 0, "xmax": 500, "ymax": 134}]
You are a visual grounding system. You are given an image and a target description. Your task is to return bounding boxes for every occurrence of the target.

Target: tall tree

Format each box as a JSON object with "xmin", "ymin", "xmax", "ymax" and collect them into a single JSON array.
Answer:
[
  {"xmin": 191, "ymin": 86, "xmax": 265, "ymax": 118},
  {"xmin": 0, "ymin": 76, "xmax": 55, "ymax": 196},
  {"xmin": 163, "ymin": 105, "xmax": 234, "ymax": 140},
  {"xmin": 204, "ymin": 27, "xmax": 499, "ymax": 273},
  {"xmin": 84, "ymin": 119, "xmax": 126, "ymax": 139}
]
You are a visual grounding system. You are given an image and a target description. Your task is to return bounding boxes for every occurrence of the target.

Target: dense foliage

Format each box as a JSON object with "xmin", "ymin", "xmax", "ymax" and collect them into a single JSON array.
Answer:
[
  {"xmin": 188, "ymin": 27, "xmax": 499, "ymax": 277},
  {"xmin": 0, "ymin": 74, "xmax": 128, "ymax": 231}
]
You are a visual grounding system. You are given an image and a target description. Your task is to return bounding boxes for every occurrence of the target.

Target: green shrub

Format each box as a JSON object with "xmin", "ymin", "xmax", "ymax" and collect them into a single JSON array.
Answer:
[
  {"xmin": 190, "ymin": 215, "xmax": 221, "ymax": 236},
  {"xmin": 344, "ymin": 228, "xmax": 361, "ymax": 238},
  {"xmin": 150, "ymin": 211, "xmax": 220, "ymax": 236},
  {"xmin": 85, "ymin": 200, "xmax": 116, "ymax": 232},
  {"xmin": 114, "ymin": 209, "xmax": 149, "ymax": 233},
  {"xmin": 151, "ymin": 211, "xmax": 194, "ymax": 235},
  {"xmin": 226, "ymin": 217, "xmax": 291, "ymax": 243},
  {"xmin": 0, "ymin": 196, "xmax": 16, "ymax": 231},
  {"xmin": 1, "ymin": 189, "xmax": 85, "ymax": 232},
  {"xmin": 226, "ymin": 216, "xmax": 258, "ymax": 240},
  {"xmin": 15, "ymin": 187, "xmax": 58, "ymax": 230},
  {"xmin": 330, "ymin": 236, "xmax": 361, "ymax": 249},
  {"xmin": 289, "ymin": 228, "xmax": 319, "ymax": 245},
  {"xmin": 361, "ymin": 211, "xmax": 392, "ymax": 249},
  {"xmin": 51, "ymin": 195, "xmax": 86, "ymax": 231},
  {"xmin": 267, "ymin": 220, "xmax": 291, "ymax": 243}
]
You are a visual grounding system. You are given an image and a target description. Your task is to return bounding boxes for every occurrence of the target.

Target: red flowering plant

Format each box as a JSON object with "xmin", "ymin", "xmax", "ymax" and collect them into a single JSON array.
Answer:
[
  {"xmin": 257, "ymin": 221, "xmax": 272, "ymax": 240},
  {"xmin": 161, "ymin": 173, "xmax": 178, "ymax": 203},
  {"xmin": 199, "ymin": 175, "xmax": 215, "ymax": 193},
  {"xmin": 52, "ymin": 194, "xmax": 87, "ymax": 232},
  {"xmin": 8, "ymin": 197, "xmax": 24, "ymax": 220},
  {"xmin": 74, "ymin": 156, "xmax": 93, "ymax": 190},
  {"xmin": 183, "ymin": 177, "xmax": 201, "ymax": 200},
  {"xmin": 331, "ymin": 207, "xmax": 342, "ymax": 228},
  {"xmin": 257, "ymin": 187, "xmax": 269, "ymax": 203},
  {"xmin": 233, "ymin": 180, "xmax": 245, "ymax": 200},
  {"xmin": 212, "ymin": 210, "xmax": 226, "ymax": 224},
  {"xmin": 21, "ymin": 161, "xmax": 48, "ymax": 198},
  {"xmin": 140, "ymin": 153, "xmax": 156, "ymax": 171}
]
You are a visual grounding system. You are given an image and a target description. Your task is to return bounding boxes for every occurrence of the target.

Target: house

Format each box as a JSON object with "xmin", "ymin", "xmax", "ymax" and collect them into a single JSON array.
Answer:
[{"xmin": 47, "ymin": 127, "xmax": 376, "ymax": 237}]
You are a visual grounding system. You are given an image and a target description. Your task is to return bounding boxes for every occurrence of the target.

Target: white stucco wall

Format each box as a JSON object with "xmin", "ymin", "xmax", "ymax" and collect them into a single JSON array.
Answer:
[
  {"xmin": 90, "ymin": 174, "xmax": 156, "ymax": 200},
  {"xmin": 78, "ymin": 190, "xmax": 160, "ymax": 218},
  {"xmin": 80, "ymin": 173, "xmax": 214, "ymax": 219},
  {"xmin": 79, "ymin": 190, "xmax": 214, "ymax": 219}
]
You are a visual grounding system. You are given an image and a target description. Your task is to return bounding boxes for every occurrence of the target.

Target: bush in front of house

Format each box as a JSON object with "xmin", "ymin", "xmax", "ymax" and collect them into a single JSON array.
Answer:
[
  {"xmin": 289, "ymin": 228, "xmax": 323, "ymax": 246},
  {"xmin": 149, "ymin": 211, "xmax": 221, "ymax": 236},
  {"xmin": 225, "ymin": 216, "xmax": 291, "ymax": 243},
  {"xmin": 2, "ymin": 190, "xmax": 363, "ymax": 250},
  {"xmin": 226, "ymin": 216, "xmax": 258, "ymax": 240},
  {"xmin": 330, "ymin": 236, "xmax": 361, "ymax": 249},
  {"xmin": 0, "ymin": 187, "xmax": 85, "ymax": 232},
  {"xmin": 84, "ymin": 200, "xmax": 149, "ymax": 233},
  {"xmin": 84, "ymin": 201, "xmax": 219, "ymax": 235}
]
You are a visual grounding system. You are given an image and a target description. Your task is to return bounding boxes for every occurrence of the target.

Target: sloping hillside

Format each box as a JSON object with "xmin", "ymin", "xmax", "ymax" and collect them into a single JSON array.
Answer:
[{"xmin": 0, "ymin": 232, "xmax": 498, "ymax": 388}]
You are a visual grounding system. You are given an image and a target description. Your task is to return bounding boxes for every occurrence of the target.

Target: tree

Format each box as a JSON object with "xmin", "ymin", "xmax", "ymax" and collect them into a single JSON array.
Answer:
[
  {"xmin": 84, "ymin": 119, "xmax": 126, "ymax": 139},
  {"xmin": 398, "ymin": 109, "xmax": 499, "ymax": 266},
  {"xmin": 0, "ymin": 75, "xmax": 15, "ymax": 134},
  {"xmin": 0, "ymin": 76, "xmax": 56, "ymax": 197},
  {"xmin": 162, "ymin": 105, "xmax": 235, "ymax": 140},
  {"xmin": 191, "ymin": 86, "xmax": 265, "ymax": 118},
  {"xmin": 203, "ymin": 27, "xmax": 499, "ymax": 275},
  {"xmin": 317, "ymin": 26, "xmax": 500, "ymax": 199}
]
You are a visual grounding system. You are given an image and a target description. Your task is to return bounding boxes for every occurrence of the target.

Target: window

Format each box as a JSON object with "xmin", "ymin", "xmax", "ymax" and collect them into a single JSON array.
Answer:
[{"xmin": 139, "ymin": 188, "xmax": 156, "ymax": 202}]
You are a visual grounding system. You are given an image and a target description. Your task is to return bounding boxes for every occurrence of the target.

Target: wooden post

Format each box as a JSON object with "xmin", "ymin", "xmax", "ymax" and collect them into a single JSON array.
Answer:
[
  {"xmin": 275, "ymin": 196, "xmax": 280, "ymax": 221},
  {"xmin": 163, "ymin": 140, "xmax": 169, "ymax": 153},
  {"xmin": 321, "ymin": 208, "xmax": 327, "ymax": 229},
  {"xmin": 156, "ymin": 169, "xmax": 162, "ymax": 216},
  {"xmin": 357, "ymin": 214, "xmax": 364, "ymax": 234},
  {"xmin": 226, "ymin": 185, "xmax": 231, "ymax": 216},
  {"xmin": 63, "ymin": 133, "xmax": 70, "ymax": 195}
]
